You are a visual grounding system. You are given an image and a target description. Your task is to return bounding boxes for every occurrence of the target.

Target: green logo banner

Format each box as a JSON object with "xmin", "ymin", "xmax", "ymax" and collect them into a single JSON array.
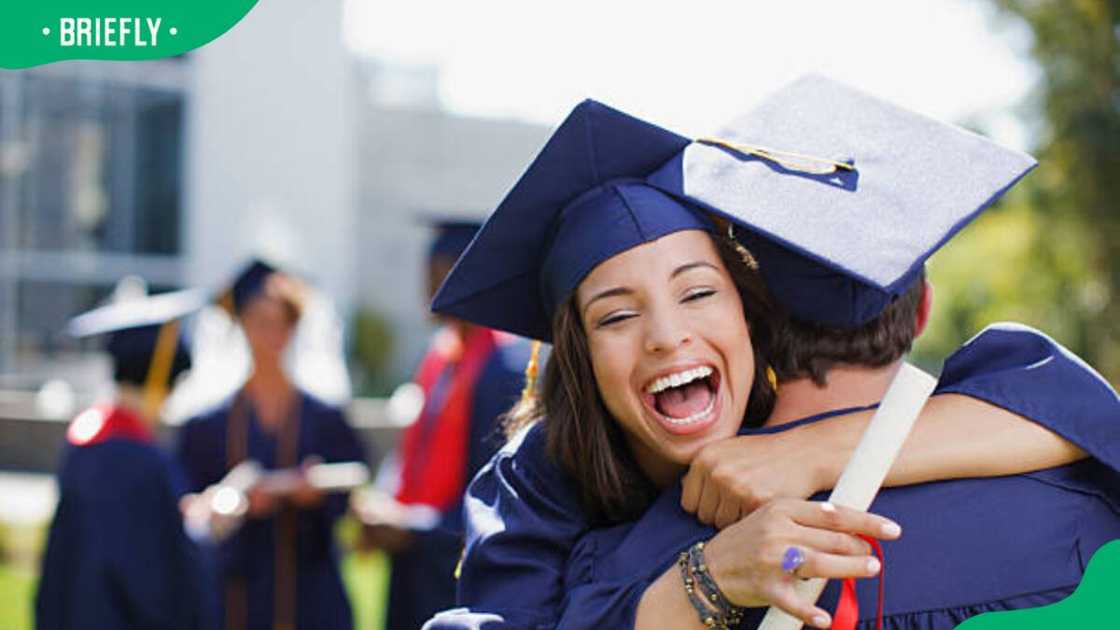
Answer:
[
  {"xmin": 957, "ymin": 539, "xmax": 1120, "ymax": 629},
  {"xmin": 0, "ymin": 0, "xmax": 259, "ymax": 69}
]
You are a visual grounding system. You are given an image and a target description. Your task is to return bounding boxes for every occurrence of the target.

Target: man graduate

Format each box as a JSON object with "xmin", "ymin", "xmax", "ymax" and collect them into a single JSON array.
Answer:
[
  {"xmin": 355, "ymin": 219, "xmax": 533, "ymax": 630},
  {"xmin": 36, "ymin": 285, "xmax": 211, "ymax": 630}
]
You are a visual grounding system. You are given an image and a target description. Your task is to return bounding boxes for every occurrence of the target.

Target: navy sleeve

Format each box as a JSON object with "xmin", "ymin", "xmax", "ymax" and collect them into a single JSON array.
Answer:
[
  {"xmin": 467, "ymin": 343, "xmax": 531, "ymax": 480},
  {"xmin": 309, "ymin": 401, "xmax": 368, "ymax": 524},
  {"xmin": 935, "ymin": 322, "xmax": 1120, "ymax": 473},
  {"xmin": 438, "ymin": 423, "xmax": 588, "ymax": 629},
  {"xmin": 555, "ymin": 579, "xmax": 655, "ymax": 630},
  {"xmin": 442, "ymin": 342, "xmax": 530, "ymax": 537}
]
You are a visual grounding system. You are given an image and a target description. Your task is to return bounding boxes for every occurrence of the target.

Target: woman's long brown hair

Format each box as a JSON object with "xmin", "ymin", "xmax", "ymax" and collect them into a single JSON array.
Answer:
[{"xmin": 506, "ymin": 231, "xmax": 778, "ymax": 525}]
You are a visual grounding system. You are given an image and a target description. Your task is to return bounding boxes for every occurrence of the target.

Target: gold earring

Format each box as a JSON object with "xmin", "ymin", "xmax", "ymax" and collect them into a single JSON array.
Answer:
[{"xmin": 766, "ymin": 366, "xmax": 779, "ymax": 392}]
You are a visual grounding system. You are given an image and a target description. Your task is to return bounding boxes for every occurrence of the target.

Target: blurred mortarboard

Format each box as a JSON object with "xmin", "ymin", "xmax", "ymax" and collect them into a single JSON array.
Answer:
[
  {"xmin": 431, "ymin": 100, "xmax": 710, "ymax": 342},
  {"xmin": 222, "ymin": 258, "xmax": 279, "ymax": 315},
  {"xmin": 67, "ymin": 286, "xmax": 205, "ymax": 389},
  {"xmin": 424, "ymin": 217, "xmax": 483, "ymax": 262},
  {"xmin": 648, "ymin": 75, "xmax": 1037, "ymax": 328}
]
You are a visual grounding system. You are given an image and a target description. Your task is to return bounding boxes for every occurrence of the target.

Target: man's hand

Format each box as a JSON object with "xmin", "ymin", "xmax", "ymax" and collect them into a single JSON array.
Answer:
[
  {"xmin": 351, "ymin": 488, "xmax": 415, "ymax": 553},
  {"xmin": 682, "ymin": 425, "xmax": 852, "ymax": 529}
]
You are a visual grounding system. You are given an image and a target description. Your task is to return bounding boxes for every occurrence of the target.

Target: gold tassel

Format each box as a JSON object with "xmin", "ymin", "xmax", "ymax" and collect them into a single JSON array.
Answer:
[
  {"xmin": 142, "ymin": 320, "xmax": 181, "ymax": 418},
  {"xmin": 454, "ymin": 548, "xmax": 465, "ymax": 580},
  {"xmin": 696, "ymin": 137, "xmax": 855, "ymax": 175},
  {"xmin": 520, "ymin": 340, "xmax": 543, "ymax": 404}
]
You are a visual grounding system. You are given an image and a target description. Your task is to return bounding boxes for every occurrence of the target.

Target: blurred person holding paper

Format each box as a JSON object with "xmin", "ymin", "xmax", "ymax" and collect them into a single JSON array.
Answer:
[
  {"xmin": 353, "ymin": 219, "xmax": 532, "ymax": 630},
  {"xmin": 175, "ymin": 260, "xmax": 366, "ymax": 630},
  {"xmin": 424, "ymin": 81, "xmax": 1118, "ymax": 630},
  {"xmin": 36, "ymin": 284, "xmax": 212, "ymax": 630}
]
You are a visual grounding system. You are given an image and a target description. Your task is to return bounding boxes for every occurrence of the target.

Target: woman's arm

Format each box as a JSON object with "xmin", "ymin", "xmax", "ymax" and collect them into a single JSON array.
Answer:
[
  {"xmin": 683, "ymin": 388, "xmax": 1084, "ymax": 528},
  {"xmin": 856, "ymin": 393, "xmax": 1084, "ymax": 484},
  {"xmin": 685, "ymin": 323, "xmax": 1112, "ymax": 528}
]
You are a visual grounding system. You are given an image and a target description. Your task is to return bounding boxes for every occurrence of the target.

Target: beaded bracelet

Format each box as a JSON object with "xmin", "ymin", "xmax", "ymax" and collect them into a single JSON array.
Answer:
[
  {"xmin": 677, "ymin": 549, "xmax": 721, "ymax": 628},
  {"xmin": 689, "ymin": 542, "xmax": 733, "ymax": 614},
  {"xmin": 677, "ymin": 541, "xmax": 744, "ymax": 629}
]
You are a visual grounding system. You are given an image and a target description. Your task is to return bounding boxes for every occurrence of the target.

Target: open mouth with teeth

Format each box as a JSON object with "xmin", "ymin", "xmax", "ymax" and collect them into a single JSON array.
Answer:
[{"xmin": 641, "ymin": 365, "xmax": 722, "ymax": 436}]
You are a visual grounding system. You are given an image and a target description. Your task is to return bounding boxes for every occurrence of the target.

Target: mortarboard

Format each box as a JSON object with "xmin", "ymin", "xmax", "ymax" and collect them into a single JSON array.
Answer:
[
  {"xmin": 68, "ymin": 287, "xmax": 205, "ymax": 391},
  {"xmin": 647, "ymin": 75, "xmax": 1038, "ymax": 328},
  {"xmin": 224, "ymin": 259, "xmax": 279, "ymax": 315},
  {"xmin": 431, "ymin": 100, "xmax": 710, "ymax": 342},
  {"xmin": 426, "ymin": 218, "xmax": 483, "ymax": 262}
]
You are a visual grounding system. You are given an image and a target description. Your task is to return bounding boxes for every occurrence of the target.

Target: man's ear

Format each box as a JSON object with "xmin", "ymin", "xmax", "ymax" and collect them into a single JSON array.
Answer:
[{"xmin": 914, "ymin": 279, "xmax": 933, "ymax": 338}]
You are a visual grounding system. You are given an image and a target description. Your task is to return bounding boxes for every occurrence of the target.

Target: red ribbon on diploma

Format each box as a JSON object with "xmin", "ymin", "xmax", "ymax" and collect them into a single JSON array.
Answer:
[{"xmin": 833, "ymin": 536, "xmax": 885, "ymax": 630}]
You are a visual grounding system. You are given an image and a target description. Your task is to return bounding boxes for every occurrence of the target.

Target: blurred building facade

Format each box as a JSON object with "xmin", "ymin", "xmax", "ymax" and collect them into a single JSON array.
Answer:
[
  {"xmin": 0, "ymin": 60, "xmax": 188, "ymax": 385},
  {"xmin": 0, "ymin": 0, "xmax": 549, "ymax": 400}
]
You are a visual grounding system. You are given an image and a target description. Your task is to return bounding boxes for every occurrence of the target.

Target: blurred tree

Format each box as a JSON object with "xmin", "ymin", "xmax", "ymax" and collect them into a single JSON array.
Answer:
[
  {"xmin": 915, "ymin": 0, "xmax": 1119, "ymax": 381},
  {"xmin": 350, "ymin": 306, "xmax": 396, "ymax": 396}
]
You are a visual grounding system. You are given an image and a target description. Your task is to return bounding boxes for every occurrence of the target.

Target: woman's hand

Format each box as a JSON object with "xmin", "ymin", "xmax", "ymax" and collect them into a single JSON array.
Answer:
[
  {"xmin": 247, "ymin": 485, "xmax": 281, "ymax": 518},
  {"xmin": 287, "ymin": 457, "xmax": 327, "ymax": 508},
  {"xmin": 636, "ymin": 499, "xmax": 899, "ymax": 630},
  {"xmin": 682, "ymin": 424, "xmax": 854, "ymax": 529},
  {"xmin": 705, "ymin": 499, "xmax": 899, "ymax": 627}
]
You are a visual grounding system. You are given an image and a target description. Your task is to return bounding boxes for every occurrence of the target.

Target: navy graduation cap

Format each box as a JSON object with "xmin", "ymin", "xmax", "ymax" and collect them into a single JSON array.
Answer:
[
  {"xmin": 68, "ymin": 287, "xmax": 206, "ymax": 388},
  {"xmin": 224, "ymin": 258, "xmax": 279, "ymax": 315},
  {"xmin": 426, "ymin": 218, "xmax": 483, "ymax": 262},
  {"xmin": 647, "ymin": 75, "xmax": 1038, "ymax": 328},
  {"xmin": 430, "ymin": 100, "xmax": 710, "ymax": 342}
]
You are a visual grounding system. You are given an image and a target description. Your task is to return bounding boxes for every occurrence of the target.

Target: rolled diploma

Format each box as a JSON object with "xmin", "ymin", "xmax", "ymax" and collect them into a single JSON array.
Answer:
[
  {"xmin": 758, "ymin": 362, "xmax": 938, "ymax": 630},
  {"xmin": 190, "ymin": 461, "xmax": 371, "ymax": 542}
]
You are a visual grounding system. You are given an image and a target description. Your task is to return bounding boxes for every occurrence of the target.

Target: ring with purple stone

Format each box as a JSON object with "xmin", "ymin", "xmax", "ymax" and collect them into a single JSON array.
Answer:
[{"xmin": 780, "ymin": 546, "xmax": 806, "ymax": 576}]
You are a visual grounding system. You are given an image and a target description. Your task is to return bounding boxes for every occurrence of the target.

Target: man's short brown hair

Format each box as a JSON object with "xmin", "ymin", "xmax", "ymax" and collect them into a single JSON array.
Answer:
[{"xmin": 769, "ymin": 269, "xmax": 927, "ymax": 386}]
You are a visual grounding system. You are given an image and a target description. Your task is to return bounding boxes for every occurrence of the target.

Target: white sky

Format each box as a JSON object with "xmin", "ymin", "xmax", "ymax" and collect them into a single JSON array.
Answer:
[{"xmin": 342, "ymin": 0, "xmax": 1039, "ymax": 150}]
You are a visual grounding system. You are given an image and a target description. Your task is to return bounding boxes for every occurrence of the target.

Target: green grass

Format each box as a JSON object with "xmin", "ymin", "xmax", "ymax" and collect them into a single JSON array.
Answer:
[
  {"xmin": 344, "ymin": 550, "xmax": 390, "ymax": 630},
  {"xmin": 0, "ymin": 555, "xmax": 388, "ymax": 630},
  {"xmin": 0, "ymin": 515, "xmax": 390, "ymax": 630},
  {"xmin": 0, "ymin": 564, "xmax": 36, "ymax": 630}
]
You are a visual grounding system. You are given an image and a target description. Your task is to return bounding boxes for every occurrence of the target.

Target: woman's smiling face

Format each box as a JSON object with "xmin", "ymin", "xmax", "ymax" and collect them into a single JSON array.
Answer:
[{"xmin": 576, "ymin": 229, "xmax": 755, "ymax": 483}]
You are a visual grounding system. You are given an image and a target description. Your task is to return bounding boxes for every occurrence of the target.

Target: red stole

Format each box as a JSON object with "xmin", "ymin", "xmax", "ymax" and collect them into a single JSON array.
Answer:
[
  {"xmin": 833, "ymin": 535, "xmax": 886, "ymax": 630},
  {"xmin": 396, "ymin": 326, "xmax": 499, "ymax": 510},
  {"xmin": 67, "ymin": 404, "xmax": 153, "ymax": 447}
]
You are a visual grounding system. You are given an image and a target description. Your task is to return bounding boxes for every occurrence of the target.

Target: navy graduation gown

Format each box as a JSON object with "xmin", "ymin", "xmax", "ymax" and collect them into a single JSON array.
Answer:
[
  {"xmin": 429, "ymin": 323, "xmax": 1120, "ymax": 629},
  {"xmin": 388, "ymin": 337, "xmax": 534, "ymax": 630},
  {"xmin": 175, "ymin": 390, "xmax": 365, "ymax": 630},
  {"xmin": 36, "ymin": 407, "xmax": 210, "ymax": 630}
]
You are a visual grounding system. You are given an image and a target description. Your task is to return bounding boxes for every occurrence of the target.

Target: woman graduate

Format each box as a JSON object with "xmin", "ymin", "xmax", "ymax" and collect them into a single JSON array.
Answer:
[
  {"xmin": 36, "ymin": 285, "xmax": 211, "ymax": 630},
  {"xmin": 176, "ymin": 260, "xmax": 366, "ymax": 630},
  {"xmin": 424, "ymin": 88, "xmax": 1111, "ymax": 629}
]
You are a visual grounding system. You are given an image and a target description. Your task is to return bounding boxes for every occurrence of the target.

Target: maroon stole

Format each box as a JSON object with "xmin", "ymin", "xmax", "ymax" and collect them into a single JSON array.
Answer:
[{"xmin": 224, "ymin": 390, "xmax": 302, "ymax": 630}]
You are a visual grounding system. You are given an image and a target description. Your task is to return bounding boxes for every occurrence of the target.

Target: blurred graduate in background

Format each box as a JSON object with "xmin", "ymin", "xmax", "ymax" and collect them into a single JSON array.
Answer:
[
  {"xmin": 36, "ymin": 281, "xmax": 212, "ymax": 630},
  {"xmin": 175, "ymin": 260, "xmax": 366, "ymax": 630},
  {"xmin": 353, "ymin": 220, "xmax": 532, "ymax": 630}
]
